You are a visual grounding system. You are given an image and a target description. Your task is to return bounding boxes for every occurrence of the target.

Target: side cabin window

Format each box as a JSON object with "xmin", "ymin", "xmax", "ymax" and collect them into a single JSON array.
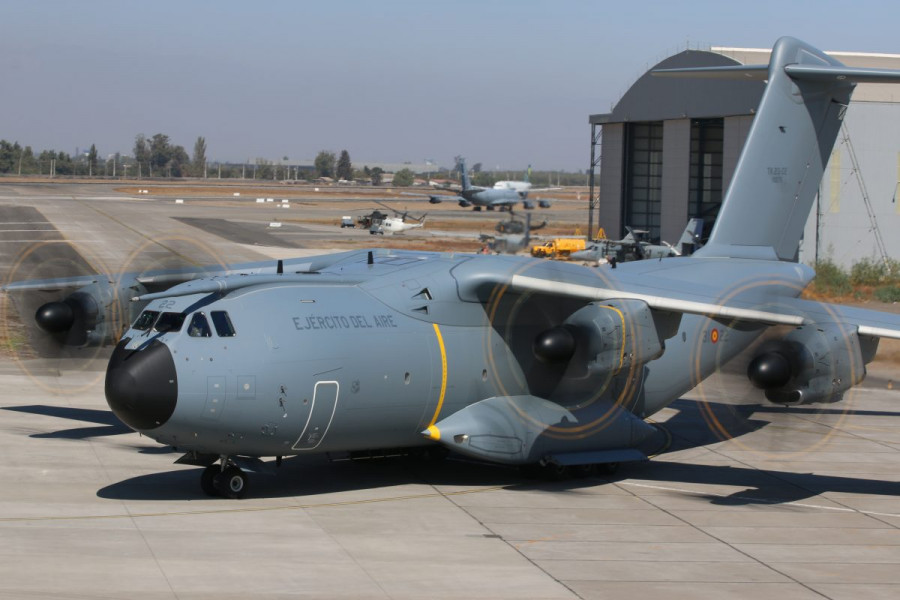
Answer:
[
  {"xmin": 188, "ymin": 313, "xmax": 212, "ymax": 338},
  {"xmin": 211, "ymin": 311, "xmax": 236, "ymax": 337},
  {"xmin": 154, "ymin": 312, "xmax": 186, "ymax": 333},
  {"xmin": 132, "ymin": 310, "xmax": 159, "ymax": 331}
]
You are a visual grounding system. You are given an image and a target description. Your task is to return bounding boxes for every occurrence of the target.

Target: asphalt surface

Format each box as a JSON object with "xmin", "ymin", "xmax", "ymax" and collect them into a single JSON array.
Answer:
[{"xmin": 1, "ymin": 181, "xmax": 900, "ymax": 600}]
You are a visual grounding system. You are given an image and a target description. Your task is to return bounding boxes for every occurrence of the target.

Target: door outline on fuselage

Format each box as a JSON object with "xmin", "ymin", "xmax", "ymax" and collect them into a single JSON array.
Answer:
[{"xmin": 292, "ymin": 380, "xmax": 340, "ymax": 451}]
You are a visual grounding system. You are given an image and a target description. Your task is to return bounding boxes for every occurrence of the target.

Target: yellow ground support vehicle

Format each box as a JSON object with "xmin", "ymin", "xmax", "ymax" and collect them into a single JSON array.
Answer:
[{"xmin": 530, "ymin": 238, "xmax": 586, "ymax": 259}]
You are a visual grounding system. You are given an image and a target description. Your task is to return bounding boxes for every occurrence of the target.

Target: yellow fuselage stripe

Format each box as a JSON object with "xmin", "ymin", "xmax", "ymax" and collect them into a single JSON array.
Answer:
[{"xmin": 429, "ymin": 323, "xmax": 448, "ymax": 427}]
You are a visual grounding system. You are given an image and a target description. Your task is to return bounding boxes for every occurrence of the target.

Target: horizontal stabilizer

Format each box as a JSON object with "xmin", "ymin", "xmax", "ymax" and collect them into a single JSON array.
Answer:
[
  {"xmin": 653, "ymin": 64, "xmax": 768, "ymax": 80},
  {"xmin": 783, "ymin": 64, "xmax": 900, "ymax": 83},
  {"xmin": 654, "ymin": 63, "xmax": 900, "ymax": 85}
]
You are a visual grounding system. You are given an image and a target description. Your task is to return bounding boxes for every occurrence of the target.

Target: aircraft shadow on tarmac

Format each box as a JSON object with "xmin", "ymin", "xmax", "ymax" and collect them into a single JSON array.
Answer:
[
  {"xmin": 6, "ymin": 401, "xmax": 900, "ymax": 505},
  {"xmin": 96, "ymin": 397, "xmax": 900, "ymax": 504},
  {"xmin": 92, "ymin": 446, "xmax": 900, "ymax": 505},
  {"xmin": 3, "ymin": 404, "xmax": 174, "ymax": 454},
  {"xmin": 631, "ymin": 397, "xmax": 900, "ymax": 506},
  {"xmin": 4, "ymin": 404, "xmax": 130, "ymax": 439}
]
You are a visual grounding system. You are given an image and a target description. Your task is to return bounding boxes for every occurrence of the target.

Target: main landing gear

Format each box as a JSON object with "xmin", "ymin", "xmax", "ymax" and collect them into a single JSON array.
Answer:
[
  {"xmin": 521, "ymin": 460, "xmax": 620, "ymax": 481},
  {"xmin": 201, "ymin": 458, "xmax": 248, "ymax": 499}
]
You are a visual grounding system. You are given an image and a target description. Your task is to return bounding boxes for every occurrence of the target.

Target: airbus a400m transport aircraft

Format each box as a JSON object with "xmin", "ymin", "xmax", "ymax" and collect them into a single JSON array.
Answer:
[
  {"xmin": 6, "ymin": 38, "xmax": 900, "ymax": 499},
  {"xmin": 410, "ymin": 158, "xmax": 552, "ymax": 210}
]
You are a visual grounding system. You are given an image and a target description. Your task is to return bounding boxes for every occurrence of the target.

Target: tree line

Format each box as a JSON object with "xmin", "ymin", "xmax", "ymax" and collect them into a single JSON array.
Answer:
[
  {"xmin": 0, "ymin": 136, "xmax": 368, "ymax": 182},
  {"xmin": 0, "ymin": 139, "xmax": 86, "ymax": 176},
  {"xmin": 0, "ymin": 136, "xmax": 586, "ymax": 186}
]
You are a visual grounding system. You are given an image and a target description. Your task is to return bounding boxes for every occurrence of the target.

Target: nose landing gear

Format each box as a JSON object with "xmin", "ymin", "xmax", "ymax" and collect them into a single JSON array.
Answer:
[{"xmin": 200, "ymin": 458, "xmax": 249, "ymax": 499}]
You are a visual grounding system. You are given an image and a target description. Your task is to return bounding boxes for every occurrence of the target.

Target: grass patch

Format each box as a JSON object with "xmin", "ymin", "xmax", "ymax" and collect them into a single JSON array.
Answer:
[
  {"xmin": 850, "ymin": 257, "xmax": 900, "ymax": 286},
  {"xmin": 809, "ymin": 259, "xmax": 852, "ymax": 297},
  {"xmin": 874, "ymin": 286, "xmax": 900, "ymax": 303},
  {"xmin": 807, "ymin": 257, "xmax": 900, "ymax": 303}
]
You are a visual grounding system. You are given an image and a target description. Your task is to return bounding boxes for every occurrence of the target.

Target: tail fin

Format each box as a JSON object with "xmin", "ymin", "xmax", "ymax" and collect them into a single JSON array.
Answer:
[
  {"xmin": 656, "ymin": 37, "xmax": 900, "ymax": 261},
  {"xmin": 525, "ymin": 164, "xmax": 532, "ymax": 184},
  {"xmin": 458, "ymin": 158, "xmax": 472, "ymax": 190},
  {"xmin": 676, "ymin": 218, "xmax": 704, "ymax": 255}
]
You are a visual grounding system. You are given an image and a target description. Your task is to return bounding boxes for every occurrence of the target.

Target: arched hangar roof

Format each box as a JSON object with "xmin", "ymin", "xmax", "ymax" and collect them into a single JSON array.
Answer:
[{"xmin": 590, "ymin": 49, "xmax": 766, "ymax": 124}]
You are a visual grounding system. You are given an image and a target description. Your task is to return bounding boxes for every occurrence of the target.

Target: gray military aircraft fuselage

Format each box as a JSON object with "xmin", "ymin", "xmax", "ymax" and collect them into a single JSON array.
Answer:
[
  {"xmin": 108, "ymin": 251, "xmax": 801, "ymax": 473},
  {"xmin": 451, "ymin": 186, "xmax": 527, "ymax": 210}
]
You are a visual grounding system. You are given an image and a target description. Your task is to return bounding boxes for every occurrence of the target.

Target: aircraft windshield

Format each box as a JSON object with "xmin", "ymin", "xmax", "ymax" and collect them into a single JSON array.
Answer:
[
  {"xmin": 188, "ymin": 313, "xmax": 212, "ymax": 338},
  {"xmin": 154, "ymin": 312, "xmax": 186, "ymax": 333},
  {"xmin": 211, "ymin": 311, "xmax": 236, "ymax": 337},
  {"xmin": 132, "ymin": 310, "xmax": 159, "ymax": 331}
]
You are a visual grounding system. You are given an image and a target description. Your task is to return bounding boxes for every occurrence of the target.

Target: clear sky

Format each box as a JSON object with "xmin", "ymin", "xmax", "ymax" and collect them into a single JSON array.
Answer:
[{"xmin": 2, "ymin": 0, "xmax": 899, "ymax": 171}]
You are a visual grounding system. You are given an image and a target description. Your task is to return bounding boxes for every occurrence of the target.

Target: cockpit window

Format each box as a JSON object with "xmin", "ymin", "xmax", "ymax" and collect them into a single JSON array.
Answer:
[
  {"xmin": 154, "ymin": 312, "xmax": 186, "ymax": 333},
  {"xmin": 188, "ymin": 313, "xmax": 212, "ymax": 338},
  {"xmin": 132, "ymin": 310, "xmax": 159, "ymax": 331},
  {"xmin": 211, "ymin": 311, "xmax": 236, "ymax": 337}
]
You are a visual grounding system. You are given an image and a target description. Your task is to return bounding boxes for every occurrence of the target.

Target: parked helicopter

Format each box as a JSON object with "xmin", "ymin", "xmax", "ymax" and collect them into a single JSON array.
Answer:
[
  {"xmin": 571, "ymin": 219, "xmax": 704, "ymax": 264},
  {"xmin": 367, "ymin": 201, "xmax": 427, "ymax": 235}
]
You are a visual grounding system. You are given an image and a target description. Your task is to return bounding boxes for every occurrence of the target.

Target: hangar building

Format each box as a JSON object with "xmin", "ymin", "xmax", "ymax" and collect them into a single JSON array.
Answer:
[{"xmin": 588, "ymin": 45, "xmax": 900, "ymax": 267}]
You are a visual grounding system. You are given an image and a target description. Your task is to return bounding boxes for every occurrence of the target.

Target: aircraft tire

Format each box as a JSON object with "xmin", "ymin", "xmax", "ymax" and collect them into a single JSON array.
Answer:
[
  {"xmin": 200, "ymin": 464, "xmax": 220, "ymax": 497},
  {"xmin": 520, "ymin": 462, "xmax": 574, "ymax": 481},
  {"xmin": 572, "ymin": 464, "xmax": 595, "ymax": 478},
  {"xmin": 541, "ymin": 463, "xmax": 571, "ymax": 481},
  {"xmin": 596, "ymin": 462, "xmax": 619, "ymax": 476},
  {"xmin": 421, "ymin": 446, "xmax": 449, "ymax": 462},
  {"xmin": 215, "ymin": 466, "xmax": 248, "ymax": 499}
]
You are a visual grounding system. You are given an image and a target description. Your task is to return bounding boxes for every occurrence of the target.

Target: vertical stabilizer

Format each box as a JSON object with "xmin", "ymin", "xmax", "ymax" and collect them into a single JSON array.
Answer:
[
  {"xmin": 656, "ymin": 37, "xmax": 900, "ymax": 261},
  {"xmin": 676, "ymin": 218, "xmax": 704, "ymax": 254},
  {"xmin": 459, "ymin": 158, "xmax": 472, "ymax": 191}
]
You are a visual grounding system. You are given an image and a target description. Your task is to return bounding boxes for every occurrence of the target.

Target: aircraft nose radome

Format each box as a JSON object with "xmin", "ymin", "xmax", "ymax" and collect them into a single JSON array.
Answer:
[{"xmin": 105, "ymin": 338, "xmax": 178, "ymax": 431}]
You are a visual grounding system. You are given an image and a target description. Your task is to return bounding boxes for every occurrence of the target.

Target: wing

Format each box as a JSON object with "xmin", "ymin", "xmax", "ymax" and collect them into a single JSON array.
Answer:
[
  {"xmin": 454, "ymin": 254, "xmax": 899, "ymax": 407},
  {"xmin": 2, "ymin": 275, "xmax": 101, "ymax": 293},
  {"xmin": 449, "ymin": 254, "xmax": 900, "ymax": 337},
  {"xmin": 505, "ymin": 272, "xmax": 900, "ymax": 337},
  {"xmin": 1, "ymin": 254, "xmax": 340, "ymax": 355},
  {"xmin": 400, "ymin": 192, "xmax": 463, "ymax": 205},
  {"xmin": 503, "ymin": 273, "xmax": 804, "ymax": 326},
  {"xmin": 785, "ymin": 298, "xmax": 900, "ymax": 340}
]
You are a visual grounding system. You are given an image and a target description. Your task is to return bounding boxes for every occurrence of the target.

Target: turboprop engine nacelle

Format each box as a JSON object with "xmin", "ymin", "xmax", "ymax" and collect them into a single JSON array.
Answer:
[
  {"xmin": 747, "ymin": 323, "xmax": 877, "ymax": 405},
  {"xmin": 34, "ymin": 282, "xmax": 111, "ymax": 347},
  {"xmin": 562, "ymin": 299, "xmax": 668, "ymax": 377},
  {"xmin": 531, "ymin": 299, "xmax": 671, "ymax": 407},
  {"xmin": 31, "ymin": 279, "xmax": 145, "ymax": 350}
]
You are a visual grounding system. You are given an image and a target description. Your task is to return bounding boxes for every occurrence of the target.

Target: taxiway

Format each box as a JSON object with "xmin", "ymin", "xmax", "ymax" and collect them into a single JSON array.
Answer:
[{"xmin": 1, "ymin": 182, "xmax": 899, "ymax": 600}]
